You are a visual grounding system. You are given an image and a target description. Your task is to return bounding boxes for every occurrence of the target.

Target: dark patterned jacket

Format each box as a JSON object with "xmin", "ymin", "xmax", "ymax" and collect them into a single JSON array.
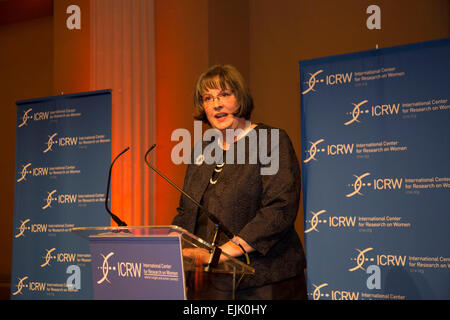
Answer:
[{"xmin": 172, "ymin": 123, "xmax": 306, "ymax": 289}]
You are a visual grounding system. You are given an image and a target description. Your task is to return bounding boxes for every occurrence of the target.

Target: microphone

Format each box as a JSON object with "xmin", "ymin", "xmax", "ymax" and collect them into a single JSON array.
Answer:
[
  {"xmin": 144, "ymin": 144, "xmax": 233, "ymax": 238},
  {"xmin": 105, "ymin": 147, "xmax": 130, "ymax": 227},
  {"xmin": 144, "ymin": 144, "xmax": 249, "ymax": 268}
]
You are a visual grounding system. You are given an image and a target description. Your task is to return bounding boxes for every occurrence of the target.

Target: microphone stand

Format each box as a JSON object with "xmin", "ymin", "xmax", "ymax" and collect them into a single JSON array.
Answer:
[
  {"xmin": 144, "ymin": 144, "xmax": 249, "ymax": 271},
  {"xmin": 207, "ymin": 224, "xmax": 222, "ymax": 272},
  {"xmin": 105, "ymin": 147, "xmax": 130, "ymax": 230}
]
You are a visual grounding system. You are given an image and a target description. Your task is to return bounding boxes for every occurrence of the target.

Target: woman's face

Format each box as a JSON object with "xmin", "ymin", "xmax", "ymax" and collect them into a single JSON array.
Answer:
[{"xmin": 202, "ymin": 85, "xmax": 244, "ymax": 132}]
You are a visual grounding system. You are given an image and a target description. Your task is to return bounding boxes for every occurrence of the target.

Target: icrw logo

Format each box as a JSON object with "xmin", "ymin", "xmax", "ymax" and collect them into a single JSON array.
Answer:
[
  {"xmin": 303, "ymin": 138, "xmax": 354, "ymax": 163},
  {"xmin": 12, "ymin": 267, "xmax": 81, "ymax": 295},
  {"xmin": 346, "ymin": 172, "xmax": 403, "ymax": 197},
  {"xmin": 43, "ymin": 133, "xmax": 79, "ymax": 153},
  {"xmin": 309, "ymin": 283, "xmax": 360, "ymax": 300},
  {"xmin": 18, "ymin": 108, "xmax": 33, "ymax": 128},
  {"xmin": 310, "ymin": 283, "xmax": 329, "ymax": 300},
  {"xmin": 301, "ymin": 70, "xmax": 324, "ymax": 95},
  {"xmin": 349, "ymin": 247, "xmax": 374, "ymax": 271},
  {"xmin": 303, "ymin": 139, "xmax": 324, "ymax": 163},
  {"xmin": 304, "ymin": 210, "xmax": 356, "ymax": 233},
  {"xmin": 42, "ymin": 190, "xmax": 57, "ymax": 210},
  {"xmin": 348, "ymin": 247, "xmax": 406, "ymax": 272},
  {"xmin": 16, "ymin": 163, "xmax": 49, "ymax": 183},
  {"xmin": 301, "ymin": 70, "xmax": 353, "ymax": 95},
  {"xmin": 41, "ymin": 248, "xmax": 57, "ymax": 267},
  {"xmin": 14, "ymin": 219, "xmax": 30, "ymax": 238},
  {"xmin": 304, "ymin": 210, "xmax": 327, "ymax": 233},
  {"xmin": 17, "ymin": 163, "xmax": 32, "ymax": 182},
  {"xmin": 12, "ymin": 276, "xmax": 46, "ymax": 295},
  {"xmin": 14, "ymin": 219, "xmax": 47, "ymax": 238},
  {"xmin": 345, "ymin": 100, "xmax": 400, "ymax": 125},
  {"xmin": 42, "ymin": 189, "xmax": 78, "ymax": 210},
  {"xmin": 345, "ymin": 100, "xmax": 368, "ymax": 125},
  {"xmin": 41, "ymin": 248, "xmax": 77, "ymax": 268},
  {"xmin": 11, "ymin": 276, "xmax": 29, "ymax": 295},
  {"xmin": 346, "ymin": 172, "xmax": 371, "ymax": 197},
  {"xmin": 96, "ymin": 252, "xmax": 143, "ymax": 285},
  {"xmin": 43, "ymin": 133, "xmax": 58, "ymax": 153},
  {"xmin": 17, "ymin": 109, "xmax": 50, "ymax": 128},
  {"xmin": 98, "ymin": 252, "xmax": 115, "ymax": 284}
]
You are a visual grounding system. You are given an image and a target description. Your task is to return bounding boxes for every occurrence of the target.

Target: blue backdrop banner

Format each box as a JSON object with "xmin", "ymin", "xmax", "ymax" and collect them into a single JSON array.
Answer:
[
  {"xmin": 299, "ymin": 39, "xmax": 450, "ymax": 300},
  {"xmin": 11, "ymin": 89, "xmax": 112, "ymax": 299}
]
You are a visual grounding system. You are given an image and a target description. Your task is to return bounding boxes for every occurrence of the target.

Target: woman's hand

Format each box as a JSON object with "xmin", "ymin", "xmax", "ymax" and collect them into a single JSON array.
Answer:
[
  {"xmin": 182, "ymin": 247, "xmax": 212, "ymax": 265},
  {"xmin": 182, "ymin": 236, "xmax": 254, "ymax": 266}
]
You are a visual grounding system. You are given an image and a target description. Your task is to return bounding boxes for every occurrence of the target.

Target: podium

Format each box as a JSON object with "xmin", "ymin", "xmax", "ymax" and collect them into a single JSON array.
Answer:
[{"xmin": 72, "ymin": 225, "xmax": 254, "ymax": 300}]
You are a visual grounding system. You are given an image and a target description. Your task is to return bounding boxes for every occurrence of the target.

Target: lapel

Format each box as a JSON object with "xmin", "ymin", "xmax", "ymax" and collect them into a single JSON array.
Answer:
[{"xmin": 187, "ymin": 161, "xmax": 215, "ymax": 206}]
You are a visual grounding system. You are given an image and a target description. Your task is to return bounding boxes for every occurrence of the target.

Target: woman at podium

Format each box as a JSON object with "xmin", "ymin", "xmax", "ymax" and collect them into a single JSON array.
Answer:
[{"xmin": 172, "ymin": 65, "xmax": 307, "ymax": 300}]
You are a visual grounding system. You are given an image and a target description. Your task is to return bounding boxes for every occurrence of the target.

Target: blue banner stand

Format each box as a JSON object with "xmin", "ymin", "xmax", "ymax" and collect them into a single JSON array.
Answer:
[
  {"xmin": 11, "ymin": 90, "xmax": 111, "ymax": 299},
  {"xmin": 299, "ymin": 38, "xmax": 450, "ymax": 300}
]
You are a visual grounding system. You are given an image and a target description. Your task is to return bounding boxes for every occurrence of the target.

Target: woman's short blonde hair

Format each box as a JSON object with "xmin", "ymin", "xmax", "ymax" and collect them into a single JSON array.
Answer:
[{"xmin": 193, "ymin": 65, "xmax": 254, "ymax": 124}]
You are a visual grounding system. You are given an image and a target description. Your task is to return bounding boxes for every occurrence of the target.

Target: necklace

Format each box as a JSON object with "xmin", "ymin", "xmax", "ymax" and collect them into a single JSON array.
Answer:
[
  {"xmin": 209, "ymin": 162, "xmax": 224, "ymax": 185},
  {"xmin": 209, "ymin": 121, "xmax": 253, "ymax": 185}
]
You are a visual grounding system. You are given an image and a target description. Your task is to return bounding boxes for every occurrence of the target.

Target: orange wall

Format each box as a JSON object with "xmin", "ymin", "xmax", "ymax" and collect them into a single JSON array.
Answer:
[
  {"xmin": 53, "ymin": 0, "xmax": 91, "ymax": 95},
  {"xmin": 154, "ymin": 0, "xmax": 209, "ymax": 225},
  {"xmin": 0, "ymin": 15, "xmax": 54, "ymax": 298}
]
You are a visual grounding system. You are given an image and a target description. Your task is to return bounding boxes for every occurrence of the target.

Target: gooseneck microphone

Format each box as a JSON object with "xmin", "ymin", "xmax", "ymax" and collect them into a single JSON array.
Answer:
[
  {"xmin": 144, "ymin": 144, "xmax": 249, "ymax": 268},
  {"xmin": 144, "ymin": 144, "xmax": 233, "ymax": 238},
  {"xmin": 105, "ymin": 147, "xmax": 130, "ymax": 227}
]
